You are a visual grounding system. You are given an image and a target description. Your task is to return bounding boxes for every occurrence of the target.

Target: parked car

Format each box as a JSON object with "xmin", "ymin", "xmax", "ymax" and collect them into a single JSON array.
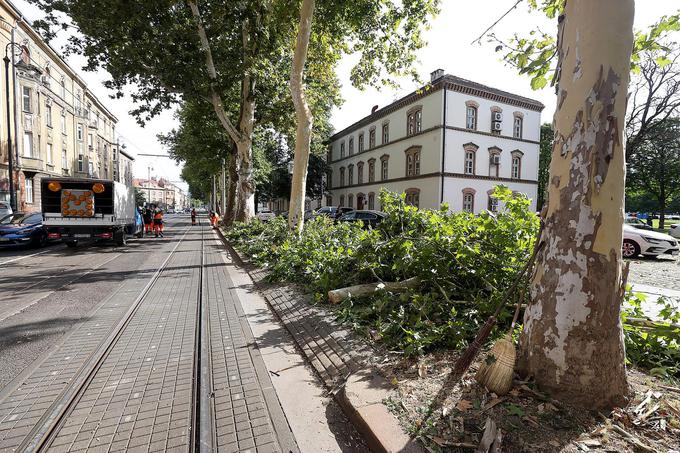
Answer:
[
  {"xmin": 624, "ymin": 216, "xmax": 653, "ymax": 230},
  {"xmin": 316, "ymin": 206, "xmax": 338, "ymax": 218},
  {"xmin": 334, "ymin": 207, "xmax": 354, "ymax": 220},
  {"xmin": 338, "ymin": 210, "xmax": 387, "ymax": 228},
  {"xmin": 670, "ymin": 224, "xmax": 680, "ymax": 239},
  {"xmin": 623, "ymin": 224, "xmax": 679, "ymax": 258},
  {"xmin": 0, "ymin": 201, "xmax": 12, "ymax": 219},
  {"xmin": 0, "ymin": 212, "xmax": 51, "ymax": 248},
  {"xmin": 256, "ymin": 209, "xmax": 276, "ymax": 221}
]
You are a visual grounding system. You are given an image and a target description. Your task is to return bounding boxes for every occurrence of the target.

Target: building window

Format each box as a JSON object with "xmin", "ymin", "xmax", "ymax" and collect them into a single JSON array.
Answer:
[
  {"xmin": 23, "ymin": 132, "xmax": 33, "ymax": 158},
  {"xmin": 511, "ymin": 150, "xmax": 523, "ymax": 179},
  {"xmin": 380, "ymin": 155, "xmax": 389, "ymax": 181},
  {"xmin": 358, "ymin": 133, "xmax": 364, "ymax": 152},
  {"xmin": 25, "ymin": 178, "xmax": 33, "ymax": 204},
  {"xmin": 339, "ymin": 195, "xmax": 345, "ymax": 207},
  {"xmin": 60, "ymin": 78, "xmax": 66, "ymax": 99},
  {"xmin": 462, "ymin": 189, "xmax": 475, "ymax": 213},
  {"xmin": 382, "ymin": 123, "xmax": 389, "ymax": 144},
  {"xmin": 340, "ymin": 142, "xmax": 345, "ymax": 158},
  {"xmin": 22, "ymin": 87, "xmax": 32, "ymax": 113},
  {"xmin": 46, "ymin": 103, "xmax": 52, "ymax": 127},
  {"xmin": 368, "ymin": 192, "xmax": 375, "ymax": 210},
  {"xmin": 340, "ymin": 167, "xmax": 345, "ymax": 187},
  {"xmin": 88, "ymin": 133, "xmax": 93, "ymax": 149},
  {"xmin": 47, "ymin": 143, "xmax": 53, "ymax": 165},
  {"xmin": 348, "ymin": 194, "xmax": 353, "ymax": 208},
  {"xmin": 488, "ymin": 194, "xmax": 499, "ymax": 213},
  {"xmin": 78, "ymin": 154, "xmax": 84, "ymax": 172},
  {"xmin": 61, "ymin": 110, "xmax": 66, "ymax": 134},
  {"xmin": 62, "ymin": 148, "xmax": 68, "ymax": 170},
  {"xmin": 369, "ymin": 128, "xmax": 376, "ymax": 149},
  {"xmin": 88, "ymin": 161, "xmax": 93, "ymax": 176},
  {"xmin": 77, "ymin": 124, "xmax": 83, "ymax": 141},
  {"xmin": 405, "ymin": 188, "xmax": 420, "ymax": 208},
  {"xmin": 326, "ymin": 196, "xmax": 333, "ymax": 206},
  {"xmin": 349, "ymin": 137, "xmax": 354, "ymax": 155},
  {"xmin": 327, "ymin": 170, "xmax": 333, "ymax": 189},
  {"xmin": 488, "ymin": 147, "xmax": 501, "ymax": 177},
  {"xmin": 20, "ymin": 45, "xmax": 30, "ymax": 65},
  {"xmin": 407, "ymin": 108, "xmax": 422, "ymax": 136},
  {"xmin": 357, "ymin": 162, "xmax": 364, "ymax": 184},
  {"xmin": 348, "ymin": 164, "xmax": 354, "ymax": 186},
  {"xmin": 405, "ymin": 147, "xmax": 421, "ymax": 176},
  {"xmin": 466, "ymin": 106, "xmax": 477, "ymax": 130},
  {"xmin": 513, "ymin": 114, "xmax": 523, "ymax": 139},
  {"xmin": 368, "ymin": 158, "xmax": 375, "ymax": 183}
]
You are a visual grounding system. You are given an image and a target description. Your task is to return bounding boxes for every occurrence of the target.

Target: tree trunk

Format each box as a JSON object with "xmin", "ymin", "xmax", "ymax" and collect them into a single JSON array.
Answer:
[
  {"xmin": 659, "ymin": 198, "xmax": 666, "ymax": 230},
  {"xmin": 288, "ymin": 0, "xmax": 316, "ymax": 234},
  {"xmin": 518, "ymin": 0, "xmax": 634, "ymax": 409},
  {"xmin": 224, "ymin": 150, "xmax": 238, "ymax": 226},
  {"xmin": 235, "ymin": 138, "xmax": 255, "ymax": 222}
]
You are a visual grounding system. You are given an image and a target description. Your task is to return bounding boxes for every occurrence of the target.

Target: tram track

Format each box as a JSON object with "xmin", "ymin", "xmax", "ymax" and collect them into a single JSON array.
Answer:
[{"xmin": 15, "ymin": 222, "xmax": 201, "ymax": 452}]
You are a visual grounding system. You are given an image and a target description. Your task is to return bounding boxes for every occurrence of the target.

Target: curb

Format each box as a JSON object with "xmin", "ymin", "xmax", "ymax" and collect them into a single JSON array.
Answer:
[{"xmin": 215, "ymin": 227, "xmax": 423, "ymax": 453}]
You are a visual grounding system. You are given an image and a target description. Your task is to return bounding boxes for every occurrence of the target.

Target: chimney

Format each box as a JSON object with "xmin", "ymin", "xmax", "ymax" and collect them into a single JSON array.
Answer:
[
  {"xmin": 371, "ymin": 105, "xmax": 379, "ymax": 114},
  {"xmin": 430, "ymin": 69, "xmax": 444, "ymax": 82}
]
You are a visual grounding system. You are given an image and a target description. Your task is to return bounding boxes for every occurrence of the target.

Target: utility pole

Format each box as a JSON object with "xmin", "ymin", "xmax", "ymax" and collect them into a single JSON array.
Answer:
[
  {"xmin": 146, "ymin": 166, "xmax": 153, "ymax": 206},
  {"xmin": 3, "ymin": 41, "xmax": 19, "ymax": 211}
]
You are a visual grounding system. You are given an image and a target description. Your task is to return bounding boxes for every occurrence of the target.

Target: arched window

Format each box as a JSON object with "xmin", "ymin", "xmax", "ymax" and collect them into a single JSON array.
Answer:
[
  {"xmin": 60, "ymin": 77, "xmax": 66, "ymax": 99},
  {"xmin": 488, "ymin": 146, "xmax": 501, "ymax": 177},
  {"xmin": 405, "ymin": 146, "xmax": 421, "ymax": 177},
  {"xmin": 20, "ymin": 45, "xmax": 30, "ymax": 65},
  {"xmin": 513, "ymin": 112, "xmax": 524, "ymax": 139},
  {"xmin": 465, "ymin": 101, "xmax": 479, "ymax": 130},
  {"xmin": 405, "ymin": 188, "xmax": 420, "ymax": 208},
  {"xmin": 368, "ymin": 192, "xmax": 375, "ymax": 210},
  {"xmin": 358, "ymin": 133, "xmax": 364, "ymax": 152},
  {"xmin": 339, "ymin": 167, "xmax": 345, "ymax": 187},
  {"xmin": 462, "ymin": 188, "xmax": 476, "ymax": 213},
  {"xmin": 368, "ymin": 158, "xmax": 376, "ymax": 183},
  {"xmin": 382, "ymin": 122, "xmax": 390, "ymax": 144},
  {"xmin": 348, "ymin": 194, "xmax": 354, "ymax": 208},
  {"xmin": 357, "ymin": 192, "xmax": 366, "ymax": 210},
  {"xmin": 340, "ymin": 141, "xmax": 345, "ymax": 158},
  {"xmin": 339, "ymin": 194, "xmax": 345, "ymax": 207},
  {"xmin": 326, "ymin": 196, "xmax": 333, "ymax": 206},
  {"xmin": 380, "ymin": 155, "xmax": 389, "ymax": 181},
  {"xmin": 327, "ymin": 170, "xmax": 333, "ymax": 189},
  {"xmin": 463, "ymin": 143, "xmax": 478, "ymax": 175},
  {"xmin": 369, "ymin": 127, "xmax": 376, "ymax": 149},
  {"xmin": 511, "ymin": 150, "xmax": 523, "ymax": 179},
  {"xmin": 357, "ymin": 161, "xmax": 364, "ymax": 184},
  {"xmin": 407, "ymin": 106, "xmax": 422, "ymax": 136},
  {"xmin": 487, "ymin": 189, "xmax": 499, "ymax": 213},
  {"xmin": 348, "ymin": 164, "xmax": 354, "ymax": 186},
  {"xmin": 349, "ymin": 137, "xmax": 354, "ymax": 155}
]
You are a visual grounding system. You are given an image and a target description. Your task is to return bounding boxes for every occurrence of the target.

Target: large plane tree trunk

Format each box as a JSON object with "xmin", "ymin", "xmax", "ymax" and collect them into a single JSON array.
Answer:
[
  {"xmin": 518, "ymin": 0, "xmax": 634, "ymax": 409},
  {"xmin": 224, "ymin": 149, "xmax": 238, "ymax": 226},
  {"xmin": 287, "ymin": 0, "xmax": 316, "ymax": 233}
]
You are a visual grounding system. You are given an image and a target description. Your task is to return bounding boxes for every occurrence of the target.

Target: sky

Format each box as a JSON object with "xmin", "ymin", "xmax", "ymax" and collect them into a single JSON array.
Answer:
[{"xmin": 11, "ymin": 0, "xmax": 679, "ymax": 195}]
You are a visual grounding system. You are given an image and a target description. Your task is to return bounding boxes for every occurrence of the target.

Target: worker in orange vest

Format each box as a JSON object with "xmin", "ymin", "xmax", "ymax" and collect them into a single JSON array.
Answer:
[{"xmin": 153, "ymin": 209, "xmax": 164, "ymax": 237}]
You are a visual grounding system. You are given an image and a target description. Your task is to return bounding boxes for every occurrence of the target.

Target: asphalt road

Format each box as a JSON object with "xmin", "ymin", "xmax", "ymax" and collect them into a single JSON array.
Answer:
[{"xmin": 0, "ymin": 214, "xmax": 185, "ymax": 389}]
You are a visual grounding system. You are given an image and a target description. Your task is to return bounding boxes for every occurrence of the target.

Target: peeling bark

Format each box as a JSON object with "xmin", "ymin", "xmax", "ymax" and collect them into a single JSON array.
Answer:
[
  {"xmin": 287, "ymin": 0, "xmax": 316, "ymax": 234},
  {"xmin": 518, "ymin": 0, "xmax": 634, "ymax": 409},
  {"xmin": 224, "ymin": 148, "xmax": 238, "ymax": 226}
]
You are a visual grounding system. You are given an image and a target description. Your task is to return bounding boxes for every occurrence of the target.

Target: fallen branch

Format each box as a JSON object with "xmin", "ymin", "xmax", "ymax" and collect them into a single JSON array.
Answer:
[
  {"xmin": 624, "ymin": 317, "xmax": 680, "ymax": 330},
  {"xmin": 327, "ymin": 277, "xmax": 420, "ymax": 304},
  {"xmin": 611, "ymin": 424, "xmax": 656, "ymax": 452}
]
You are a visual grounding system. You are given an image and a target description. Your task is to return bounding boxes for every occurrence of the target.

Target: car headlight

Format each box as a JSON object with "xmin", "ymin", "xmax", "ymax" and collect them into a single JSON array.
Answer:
[{"xmin": 641, "ymin": 235, "xmax": 661, "ymax": 244}]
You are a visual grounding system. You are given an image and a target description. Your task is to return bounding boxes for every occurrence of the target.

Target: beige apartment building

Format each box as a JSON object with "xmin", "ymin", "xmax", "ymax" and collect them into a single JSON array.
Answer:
[
  {"xmin": 133, "ymin": 177, "xmax": 187, "ymax": 210},
  {"xmin": 0, "ymin": 0, "xmax": 121, "ymax": 213}
]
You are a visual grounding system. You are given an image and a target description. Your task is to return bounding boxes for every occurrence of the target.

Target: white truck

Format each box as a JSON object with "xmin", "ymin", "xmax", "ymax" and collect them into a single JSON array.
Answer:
[{"xmin": 41, "ymin": 177, "xmax": 142, "ymax": 247}]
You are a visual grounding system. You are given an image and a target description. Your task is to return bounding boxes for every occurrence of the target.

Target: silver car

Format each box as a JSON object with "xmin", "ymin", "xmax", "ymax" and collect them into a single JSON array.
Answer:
[{"xmin": 0, "ymin": 201, "xmax": 12, "ymax": 219}]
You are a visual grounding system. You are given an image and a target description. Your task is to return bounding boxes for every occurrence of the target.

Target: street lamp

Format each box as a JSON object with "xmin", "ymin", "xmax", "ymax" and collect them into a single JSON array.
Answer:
[
  {"xmin": 147, "ymin": 165, "xmax": 153, "ymax": 206},
  {"xmin": 3, "ymin": 41, "xmax": 21, "ymax": 211}
]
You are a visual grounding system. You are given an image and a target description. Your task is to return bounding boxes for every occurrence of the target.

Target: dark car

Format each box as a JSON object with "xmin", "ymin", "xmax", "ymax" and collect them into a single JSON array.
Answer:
[
  {"xmin": 0, "ymin": 212, "xmax": 50, "ymax": 248},
  {"xmin": 338, "ymin": 210, "xmax": 387, "ymax": 228},
  {"xmin": 316, "ymin": 206, "xmax": 337, "ymax": 218},
  {"xmin": 334, "ymin": 207, "xmax": 354, "ymax": 220}
]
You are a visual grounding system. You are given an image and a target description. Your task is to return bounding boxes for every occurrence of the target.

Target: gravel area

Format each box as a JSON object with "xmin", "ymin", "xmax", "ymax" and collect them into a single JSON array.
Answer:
[{"xmin": 627, "ymin": 254, "xmax": 680, "ymax": 292}]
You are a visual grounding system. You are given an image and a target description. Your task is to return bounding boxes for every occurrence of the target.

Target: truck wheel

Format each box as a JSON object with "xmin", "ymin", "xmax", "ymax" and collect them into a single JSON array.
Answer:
[
  {"xmin": 66, "ymin": 240, "xmax": 78, "ymax": 248},
  {"xmin": 115, "ymin": 231, "xmax": 127, "ymax": 246}
]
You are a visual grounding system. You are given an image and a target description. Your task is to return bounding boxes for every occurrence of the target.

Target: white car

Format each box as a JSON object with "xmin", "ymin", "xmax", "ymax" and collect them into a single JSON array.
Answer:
[
  {"xmin": 670, "ymin": 224, "xmax": 680, "ymax": 239},
  {"xmin": 256, "ymin": 209, "xmax": 275, "ymax": 222},
  {"xmin": 623, "ymin": 224, "xmax": 679, "ymax": 258}
]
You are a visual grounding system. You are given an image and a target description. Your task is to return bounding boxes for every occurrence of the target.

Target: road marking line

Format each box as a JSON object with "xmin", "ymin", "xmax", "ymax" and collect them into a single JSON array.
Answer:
[{"xmin": 0, "ymin": 248, "xmax": 56, "ymax": 266}]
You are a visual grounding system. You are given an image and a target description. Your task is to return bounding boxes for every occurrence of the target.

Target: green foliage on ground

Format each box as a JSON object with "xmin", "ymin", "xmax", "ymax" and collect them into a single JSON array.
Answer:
[
  {"xmin": 227, "ymin": 186, "xmax": 538, "ymax": 355},
  {"xmin": 623, "ymin": 290, "xmax": 680, "ymax": 378},
  {"xmin": 227, "ymin": 188, "xmax": 679, "ymax": 374}
]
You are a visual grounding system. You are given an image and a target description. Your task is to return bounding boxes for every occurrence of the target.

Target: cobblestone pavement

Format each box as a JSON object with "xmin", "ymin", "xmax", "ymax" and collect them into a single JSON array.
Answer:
[
  {"xmin": 0, "ymin": 218, "xmax": 298, "ymax": 453},
  {"xmin": 627, "ymin": 255, "xmax": 680, "ymax": 293}
]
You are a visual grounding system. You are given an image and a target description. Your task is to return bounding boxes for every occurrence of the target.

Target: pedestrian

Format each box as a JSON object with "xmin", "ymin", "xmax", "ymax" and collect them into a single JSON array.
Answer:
[
  {"xmin": 210, "ymin": 210, "xmax": 218, "ymax": 229},
  {"xmin": 153, "ymin": 209, "xmax": 164, "ymax": 237},
  {"xmin": 191, "ymin": 208, "xmax": 197, "ymax": 226},
  {"xmin": 143, "ymin": 208, "xmax": 153, "ymax": 235}
]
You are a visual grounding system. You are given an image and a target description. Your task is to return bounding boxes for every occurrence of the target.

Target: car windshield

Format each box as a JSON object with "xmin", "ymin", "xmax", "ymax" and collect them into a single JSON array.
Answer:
[
  {"xmin": 625, "ymin": 218, "xmax": 645, "ymax": 225},
  {"xmin": 3, "ymin": 213, "xmax": 40, "ymax": 225}
]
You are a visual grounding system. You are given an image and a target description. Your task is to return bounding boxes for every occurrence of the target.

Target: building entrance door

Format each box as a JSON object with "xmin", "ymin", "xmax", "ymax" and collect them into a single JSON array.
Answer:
[{"xmin": 357, "ymin": 194, "xmax": 365, "ymax": 210}]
